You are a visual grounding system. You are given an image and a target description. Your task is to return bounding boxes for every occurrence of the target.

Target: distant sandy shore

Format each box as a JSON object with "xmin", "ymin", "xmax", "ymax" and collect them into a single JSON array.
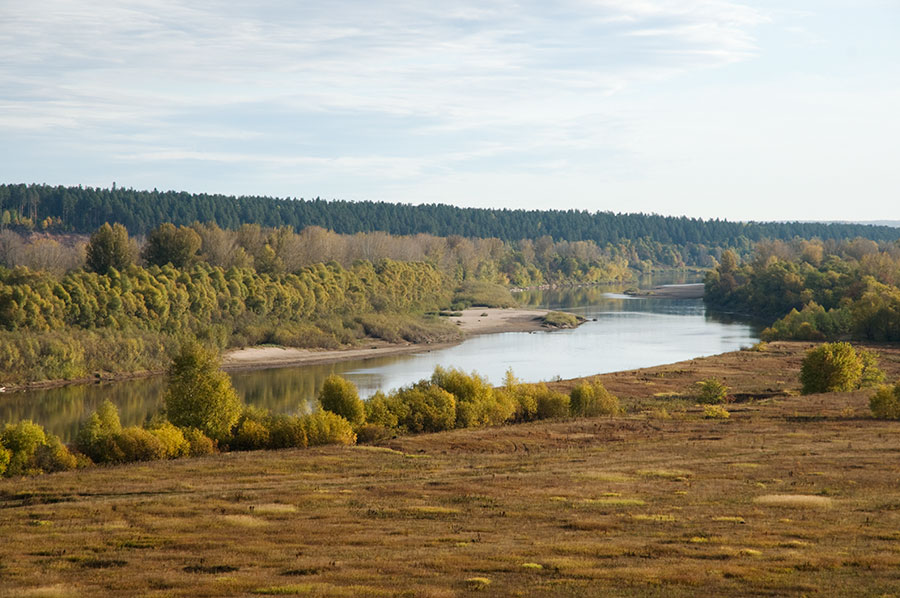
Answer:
[
  {"xmin": 624, "ymin": 283, "xmax": 704, "ymax": 299},
  {"xmin": 221, "ymin": 307, "xmax": 551, "ymax": 372},
  {"xmin": 446, "ymin": 307, "xmax": 549, "ymax": 335}
]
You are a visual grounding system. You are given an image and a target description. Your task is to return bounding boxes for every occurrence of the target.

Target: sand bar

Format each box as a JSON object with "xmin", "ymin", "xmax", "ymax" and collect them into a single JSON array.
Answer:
[
  {"xmin": 625, "ymin": 283, "xmax": 704, "ymax": 299},
  {"xmin": 221, "ymin": 308, "xmax": 552, "ymax": 371}
]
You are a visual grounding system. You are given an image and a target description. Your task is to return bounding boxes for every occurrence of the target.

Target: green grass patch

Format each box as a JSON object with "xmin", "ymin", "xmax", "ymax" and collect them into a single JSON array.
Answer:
[
  {"xmin": 637, "ymin": 469, "xmax": 692, "ymax": 480},
  {"xmin": 541, "ymin": 311, "xmax": 583, "ymax": 329},
  {"xmin": 582, "ymin": 497, "xmax": 646, "ymax": 507},
  {"xmin": 452, "ymin": 281, "xmax": 517, "ymax": 309},
  {"xmin": 631, "ymin": 513, "xmax": 676, "ymax": 522},
  {"xmin": 576, "ymin": 471, "xmax": 634, "ymax": 483}
]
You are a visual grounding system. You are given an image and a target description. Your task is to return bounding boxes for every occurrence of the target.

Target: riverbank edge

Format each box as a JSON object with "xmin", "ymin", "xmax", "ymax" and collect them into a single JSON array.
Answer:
[
  {"xmin": 622, "ymin": 282, "xmax": 706, "ymax": 299},
  {"xmin": 2, "ymin": 307, "xmax": 558, "ymax": 392},
  {"xmin": 507, "ymin": 267, "xmax": 708, "ymax": 294},
  {"xmin": 223, "ymin": 307, "xmax": 559, "ymax": 371}
]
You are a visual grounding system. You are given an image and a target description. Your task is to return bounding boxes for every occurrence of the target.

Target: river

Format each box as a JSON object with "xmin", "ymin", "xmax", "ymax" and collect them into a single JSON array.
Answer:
[{"xmin": 0, "ymin": 273, "xmax": 759, "ymax": 441}]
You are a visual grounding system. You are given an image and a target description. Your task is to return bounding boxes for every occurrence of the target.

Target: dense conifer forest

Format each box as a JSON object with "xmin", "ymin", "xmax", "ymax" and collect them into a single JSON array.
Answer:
[{"xmin": 3, "ymin": 183, "xmax": 898, "ymax": 246}]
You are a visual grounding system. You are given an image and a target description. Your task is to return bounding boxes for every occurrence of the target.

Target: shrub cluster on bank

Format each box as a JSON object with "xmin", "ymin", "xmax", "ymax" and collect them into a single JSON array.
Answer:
[
  {"xmin": 799, "ymin": 342, "xmax": 884, "ymax": 395},
  {"xmin": 1, "ymin": 343, "xmax": 623, "ymax": 478},
  {"xmin": 795, "ymin": 341, "xmax": 900, "ymax": 422}
]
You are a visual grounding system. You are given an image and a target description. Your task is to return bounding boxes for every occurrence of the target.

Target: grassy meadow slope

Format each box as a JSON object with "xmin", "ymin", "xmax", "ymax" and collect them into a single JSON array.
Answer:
[{"xmin": 2, "ymin": 342, "xmax": 900, "ymax": 597}]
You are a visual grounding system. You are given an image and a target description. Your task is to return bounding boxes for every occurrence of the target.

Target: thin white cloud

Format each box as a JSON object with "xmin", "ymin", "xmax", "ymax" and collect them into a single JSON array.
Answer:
[{"xmin": 0, "ymin": 0, "xmax": 795, "ymax": 215}]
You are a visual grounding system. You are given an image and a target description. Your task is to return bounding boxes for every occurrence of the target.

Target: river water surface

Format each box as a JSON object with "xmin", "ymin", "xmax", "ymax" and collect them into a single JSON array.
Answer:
[{"xmin": 1, "ymin": 274, "xmax": 759, "ymax": 441}]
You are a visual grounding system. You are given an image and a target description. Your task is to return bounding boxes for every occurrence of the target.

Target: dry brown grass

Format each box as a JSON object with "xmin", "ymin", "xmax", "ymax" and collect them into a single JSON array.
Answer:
[
  {"xmin": 3, "ymin": 342, "xmax": 900, "ymax": 597},
  {"xmin": 753, "ymin": 494, "xmax": 835, "ymax": 509}
]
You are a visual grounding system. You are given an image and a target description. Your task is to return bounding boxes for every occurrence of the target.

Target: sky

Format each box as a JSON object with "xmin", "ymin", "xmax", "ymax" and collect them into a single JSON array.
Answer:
[{"xmin": 1, "ymin": 1, "xmax": 898, "ymax": 222}]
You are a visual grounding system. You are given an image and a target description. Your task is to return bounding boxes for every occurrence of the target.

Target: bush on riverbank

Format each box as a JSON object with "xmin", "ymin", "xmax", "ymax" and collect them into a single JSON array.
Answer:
[
  {"xmin": 318, "ymin": 375, "xmax": 365, "ymax": 426},
  {"xmin": 2, "ymin": 420, "xmax": 79, "ymax": 477},
  {"xmin": 800, "ymin": 342, "xmax": 884, "ymax": 394},
  {"xmin": 164, "ymin": 342, "xmax": 243, "ymax": 443},
  {"xmin": 870, "ymin": 382, "xmax": 900, "ymax": 419},
  {"xmin": 5, "ymin": 349, "xmax": 626, "ymax": 477},
  {"xmin": 570, "ymin": 379, "xmax": 621, "ymax": 416}
]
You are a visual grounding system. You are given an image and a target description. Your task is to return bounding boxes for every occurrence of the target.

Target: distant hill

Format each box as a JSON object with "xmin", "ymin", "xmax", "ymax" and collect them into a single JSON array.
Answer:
[{"xmin": 3, "ymin": 183, "xmax": 900, "ymax": 247}]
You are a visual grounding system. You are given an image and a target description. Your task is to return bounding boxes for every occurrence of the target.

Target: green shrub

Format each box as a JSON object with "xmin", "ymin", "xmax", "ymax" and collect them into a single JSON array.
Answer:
[
  {"xmin": 533, "ymin": 384, "xmax": 570, "ymax": 419},
  {"xmin": 300, "ymin": 410, "xmax": 357, "ymax": 446},
  {"xmin": 431, "ymin": 366, "xmax": 514, "ymax": 428},
  {"xmin": 146, "ymin": 421, "xmax": 189, "ymax": 458},
  {"xmin": 182, "ymin": 427, "xmax": 216, "ymax": 456},
  {"xmin": 355, "ymin": 424, "xmax": 395, "ymax": 444},
  {"xmin": 860, "ymin": 349, "xmax": 886, "ymax": 387},
  {"xmin": 569, "ymin": 379, "xmax": 620, "ymax": 416},
  {"xmin": 703, "ymin": 404, "xmax": 730, "ymax": 419},
  {"xmin": 0, "ymin": 421, "xmax": 77, "ymax": 477},
  {"xmin": 232, "ymin": 419, "xmax": 272, "ymax": 451},
  {"xmin": 501, "ymin": 370, "xmax": 538, "ymax": 423},
  {"xmin": 164, "ymin": 341, "xmax": 242, "ymax": 443},
  {"xmin": 76, "ymin": 400, "xmax": 124, "ymax": 463},
  {"xmin": 761, "ymin": 302, "xmax": 851, "ymax": 341},
  {"xmin": 318, "ymin": 375, "xmax": 365, "ymax": 427},
  {"xmin": 364, "ymin": 391, "xmax": 400, "ymax": 429},
  {"xmin": 870, "ymin": 383, "xmax": 900, "ymax": 419},
  {"xmin": 33, "ymin": 435, "xmax": 79, "ymax": 472},
  {"xmin": 391, "ymin": 384, "xmax": 457, "ymax": 433},
  {"xmin": 511, "ymin": 389, "xmax": 538, "ymax": 422},
  {"xmin": 696, "ymin": 378, "xmax": 729, "ymax": 404},
  {"xmin": 0, "ymin": 441, "xmax": 10, "ymax": 476},
  {"xmin": 114, "ymin": 427, "xmax": 167, "ymax": 462},
  {"xmin": 266, "ymin": 415, "xmax": 308, "ymax": 449},
  {"xmin": 1, "ymin": 420, "xmax": 47, "ymax": 458},
  {"xmin": 800, "ymin": 342, "xmax": 877, "ymax": 394},
  {"xmin": 2, "ymin": 420, "xmax": 48, "ymax": 476},
  {"xmin": 77, "ymin": 405, "xmax": 177, "ymax": 464}
]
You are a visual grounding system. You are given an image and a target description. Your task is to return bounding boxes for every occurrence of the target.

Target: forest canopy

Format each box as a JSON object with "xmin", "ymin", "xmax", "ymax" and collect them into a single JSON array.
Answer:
[
  {"xmin": 704, "ymin": 238, "xmax": 900, "ymax": 342},
  {"xmin": 3, "ymin": 183, "xmax": 899, "ymax": 246}
]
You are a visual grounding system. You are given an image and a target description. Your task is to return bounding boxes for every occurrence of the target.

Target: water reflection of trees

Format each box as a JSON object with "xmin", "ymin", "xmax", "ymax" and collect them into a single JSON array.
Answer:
[
  {"xmin": 233, "ymin": 367, "xmax": 322, "ymax": 416},
  {"xmin": 515, "ymin": 272, "xmax": 704, "ymax": 309},
  {"xmin": 0, "ymin": 378, "xmax": 167, "ymax": 442},
  {"xmin": 704, "ymin": 309, "xmax": 767, "ymax": 334}
]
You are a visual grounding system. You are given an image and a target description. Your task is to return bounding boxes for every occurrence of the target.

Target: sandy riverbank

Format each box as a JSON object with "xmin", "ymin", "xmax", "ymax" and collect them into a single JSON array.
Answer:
[
  {"xmin": 221, "ymin": 307, "xmax": 550, "ymax": 371},
  {"xmin": 3, "ymin": 308, "xmax": 562, "ymax": 389}
]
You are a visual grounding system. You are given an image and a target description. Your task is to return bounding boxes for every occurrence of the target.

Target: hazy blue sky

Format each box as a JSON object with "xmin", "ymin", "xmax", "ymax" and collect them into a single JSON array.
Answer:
[{"xmin": 2, "ymin": 1, "xmax": 898, "ymax": 221}]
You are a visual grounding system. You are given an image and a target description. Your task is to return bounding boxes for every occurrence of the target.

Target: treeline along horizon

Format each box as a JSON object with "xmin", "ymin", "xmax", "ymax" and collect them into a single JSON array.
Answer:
[{"xmin": 3, "ymin": 183, "xmax": 899, "ymax": 245}]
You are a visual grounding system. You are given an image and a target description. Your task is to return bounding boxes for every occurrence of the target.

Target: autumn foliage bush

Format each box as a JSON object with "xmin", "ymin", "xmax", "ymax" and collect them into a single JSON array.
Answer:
[
  {"xmin": 569, "ymin": 379, "xmax": 621, "ymax": 416},
  {"xmin": 870, "ymin": 382, "xmax": 900, "ymax": 420},
  {"xmin": 800, "ymin": 342, "xmax": 883, "ymax": 394},
  {"xmin": 2, "ymin": 420, "xmax": 78, "ymax": 477}
]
